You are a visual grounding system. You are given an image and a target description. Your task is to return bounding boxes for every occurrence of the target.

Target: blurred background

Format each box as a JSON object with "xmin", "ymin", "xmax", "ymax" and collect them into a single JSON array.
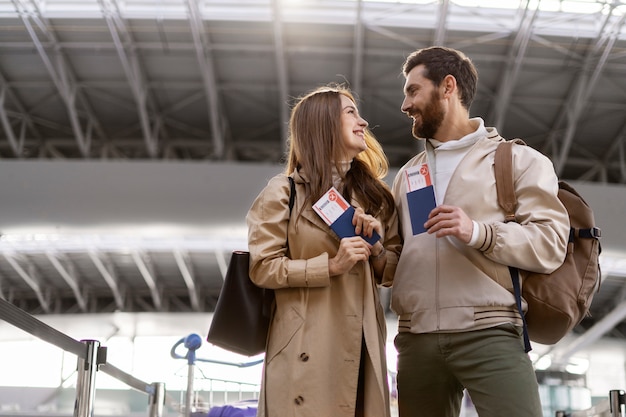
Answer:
[{"xmin": 1, "ymin": 0, "xmax": 626, "ymax": 415}]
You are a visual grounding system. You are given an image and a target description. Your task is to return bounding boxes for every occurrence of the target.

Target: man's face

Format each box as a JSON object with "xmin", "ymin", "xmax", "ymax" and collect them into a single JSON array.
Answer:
[{"xmin": 401, "ymin": 65, "xmax": 445, "ymax": 139}]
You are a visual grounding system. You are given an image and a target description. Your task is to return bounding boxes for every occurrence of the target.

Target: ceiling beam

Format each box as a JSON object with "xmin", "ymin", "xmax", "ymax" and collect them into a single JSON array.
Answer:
[
  {"xmin": 546, "ymin": 8, "xmax": 626, "ymax": 175},
  {"xmin": 600, "ymin": 121, "xmax": 626, "ymax": 183},
  {"xmin": 0, "ymin": 69, "xmax": 43, "ymax": 157},
  {"xmin": 621, "ymin": 141, "xmax": 626, "ymax": 184},
  {"xmin": 46, "ymin": 251, "xmax": 87, "ymax": 313},
  {"xmin": 272, "ymin": 0, "xmax": 289, "ymax": 153},
  {"xmin": 185, "ymin": 0, "xmax": 226, "ymax": 160},
  {"xmin": 433, "ymin": 0, "xmax": 449, "ymax": 46},
  {"xmin": 98, "ymin": 0, "xmax": 163, "ymax": 158},
  {"xmin": 549, "ymin": 299, "xmax": 626, "ymax": 370},
  {"xmin": 487, "ymin": 0, "xmax": 538, "ymax": 130},
  {"xmin": 0, "ymin": 87, "xmax": 23, "ymax": 157},
  {"xmin": 555, "ymin": 12, "xmax": 626, "ymax": 175},
  {"xmin": 216, "ymin": 250, "xmax": 228, "ymax": 279},
  {"xmin": 88, "ymin": 249, "xmax": 124, "ymax": 310},
  {"xmin": 173, "ymin": 250, "xmax": 201, "ymax": 312},
  {"xmin": 2, "ymin": 252, "xmax": 50, "ymax": 313},
  {"xmin": 131, "ymin": 251, "xmax": 162, "ymax": 311},
  {"xmin": 11, "ymin": 0, "xmax": 105, "ymax": 157},
  {"xmin": 352, "ymin": 0, "xmax": 365, "ymax": 94}
]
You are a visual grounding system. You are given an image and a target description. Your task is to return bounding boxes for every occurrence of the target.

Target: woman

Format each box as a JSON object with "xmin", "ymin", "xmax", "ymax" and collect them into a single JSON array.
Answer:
[{"xmin": 246, "ymin": 84, "xmax": 402, "ymax": 417}]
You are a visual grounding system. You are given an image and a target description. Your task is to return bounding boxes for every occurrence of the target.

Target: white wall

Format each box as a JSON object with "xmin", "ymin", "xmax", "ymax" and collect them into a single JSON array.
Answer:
[{"xmin": 0, "ymin": 160, "xmax": 624, "ymax": 253}]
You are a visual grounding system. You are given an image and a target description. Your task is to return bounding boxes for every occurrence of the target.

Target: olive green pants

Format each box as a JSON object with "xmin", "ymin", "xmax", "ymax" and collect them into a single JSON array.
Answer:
[{"xmin": 394, "ymin": 324, "xmax": 543, "ymax": 417}]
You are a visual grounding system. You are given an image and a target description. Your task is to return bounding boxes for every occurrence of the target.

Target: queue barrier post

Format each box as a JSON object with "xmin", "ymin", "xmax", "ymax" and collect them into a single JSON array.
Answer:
[
  {"xmin": 610, "ymin": 390, "xmax": 626, "ymax": 417},
  {"xmin": 149, "ymin": 382, "xmax": 166, "ymax": 417},
  {"xmin": 74, "ymin": 340, "xmax": 105, "ymax": 417}
]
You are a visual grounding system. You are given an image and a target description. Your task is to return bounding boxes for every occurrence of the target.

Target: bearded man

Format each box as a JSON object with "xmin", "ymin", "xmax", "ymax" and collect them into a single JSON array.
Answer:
[{"xmin": 390, "ymin": 46, "xmax": 570, "ymax": 417}]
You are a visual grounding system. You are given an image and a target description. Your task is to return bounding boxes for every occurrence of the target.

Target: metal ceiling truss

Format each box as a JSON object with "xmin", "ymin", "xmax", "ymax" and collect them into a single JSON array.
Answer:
[
  {"xmin": 185, "ymin": 0, "xmax": 226, "ymax": 159},
  {"xmin": 543, "ymin": 3, "xmax": 626, "ymax": 178},
  {"xmin": 87, "ymin": 249, "xmax": 125, "ymax": 311},
  {"xmin": 0, "ymin": 70, "xmax": 43, "ymax": 156},
  {"xmin": 0, "ymin": 1, "xmax": 624, "ymax": 182},
  {"xmin": 11, "ymin": 0, "xmax": 105, "ymax": 158},
  {"xmin": 272, "ymin": 0, "xmax": 289, "ymax": 153},
  {"xmin": 2, "ymin": 252, "xmax": 51, "ymax": 313},
  {"xmin": 0, "ymin": 244, "xmax": 228, "ymax": 314},
  {"xmin": 433, "ymin": 0, "xmax": 450, "ymax": 47},
  {"xmin": 98, "ymin": 0, "xmax": 164, "ymax": 158},
  {"xmin": 130, "ymin": 250, "xmax": 162, "ymax": 310},
  {"xmin": 173, "ymin": 249, "xmax": 201, "ymax": 312},
  {"xmin": 45, "ymin": 251, "xmax": 88, "ymax": 312},
  {"xmin": 487, "ymin": 0, "xmax": 538, "ymax": 131}
]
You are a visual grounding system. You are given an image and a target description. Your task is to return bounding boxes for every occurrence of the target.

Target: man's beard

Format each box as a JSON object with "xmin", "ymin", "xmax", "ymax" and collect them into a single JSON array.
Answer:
[{"xmin": 410, "ymin": 91, "xmax": 445, "ymax": 139}]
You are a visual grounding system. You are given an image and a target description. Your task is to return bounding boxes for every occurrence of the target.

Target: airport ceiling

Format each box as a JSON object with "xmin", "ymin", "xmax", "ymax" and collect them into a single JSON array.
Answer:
[{"xmin": 1, "ymin": 0, "xmax": 626, "ymax": 357}]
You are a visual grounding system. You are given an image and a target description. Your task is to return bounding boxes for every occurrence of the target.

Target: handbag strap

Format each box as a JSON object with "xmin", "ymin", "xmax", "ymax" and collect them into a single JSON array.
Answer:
[
  {"xmin": 262, "ymin": 177, "xmax": 296, "ymax": 317},
  {"xmin": 288, "ymin": 176, "xmax": 295, "ymax": 214},
  {"xmin": 285, "ymin": 176, "xmax": 296, "ymax": 248}
]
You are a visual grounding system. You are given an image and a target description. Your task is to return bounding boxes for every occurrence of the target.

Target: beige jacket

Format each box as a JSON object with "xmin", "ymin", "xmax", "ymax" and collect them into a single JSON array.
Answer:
[
  {"xmin": 391, "ymin": 128, "xmax": 569, "ymax": 334},
  {"xmin": 247, "ymin": 169, "xmax": 402, "ymax": 417}
]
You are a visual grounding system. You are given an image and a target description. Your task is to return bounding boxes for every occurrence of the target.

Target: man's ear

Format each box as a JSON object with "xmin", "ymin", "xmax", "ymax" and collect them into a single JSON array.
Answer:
[{"xmin": 442, "ymin": 74, "xmax": 457, "ymax": 98}]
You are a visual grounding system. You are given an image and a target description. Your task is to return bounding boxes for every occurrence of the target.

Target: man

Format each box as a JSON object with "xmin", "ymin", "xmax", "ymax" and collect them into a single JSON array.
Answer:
[{"xmin": 390, "ymin": 46, "xmax": 570, "ymax": 416}]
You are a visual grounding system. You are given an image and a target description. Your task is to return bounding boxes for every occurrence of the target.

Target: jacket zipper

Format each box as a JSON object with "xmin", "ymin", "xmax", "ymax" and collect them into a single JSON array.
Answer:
[{"xmin": 435, "ymin": 236, "xmax": 440, "ymax": 331}]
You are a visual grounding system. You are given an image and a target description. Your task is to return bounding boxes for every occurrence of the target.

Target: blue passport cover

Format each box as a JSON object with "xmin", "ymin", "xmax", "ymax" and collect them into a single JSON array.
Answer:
[
  {"xmin": 330, "ymin": 206, "xmax": 381, "ymax": 245},
  {"xmin": 407, "ymin": 185, "xmax": 437, "ymax": 235}
]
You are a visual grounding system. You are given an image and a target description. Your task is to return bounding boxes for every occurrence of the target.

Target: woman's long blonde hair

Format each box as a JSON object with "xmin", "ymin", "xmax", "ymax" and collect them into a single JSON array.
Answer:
[{"xmin": 285, "ymin": 84, "xmax": 394, "ymax": 221}]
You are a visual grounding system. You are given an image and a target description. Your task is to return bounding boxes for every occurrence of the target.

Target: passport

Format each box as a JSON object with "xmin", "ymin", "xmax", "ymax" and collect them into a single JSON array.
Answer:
[
  {"xmin": 407, "ymin": 185, "xmax": 436, "ymax": 235},
  {"xmin": 313, "ymin": 187, "xmax": 381, "ymax": 245},
  {"xmin": 403, "ymin": 163, "xmax": 437, "ymax": 235}
]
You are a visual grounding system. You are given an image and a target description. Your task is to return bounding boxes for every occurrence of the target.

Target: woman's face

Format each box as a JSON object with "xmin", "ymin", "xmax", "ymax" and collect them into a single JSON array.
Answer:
[{"xmin": 339, "ymin": 94, "xmax": 369, "ymax": 159}]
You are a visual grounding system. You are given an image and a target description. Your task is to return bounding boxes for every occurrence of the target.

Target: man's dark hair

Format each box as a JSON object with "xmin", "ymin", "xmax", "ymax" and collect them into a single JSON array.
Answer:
[{"xmin": 402, "ymin": 46, "xmax": 478, "ymax": 110}]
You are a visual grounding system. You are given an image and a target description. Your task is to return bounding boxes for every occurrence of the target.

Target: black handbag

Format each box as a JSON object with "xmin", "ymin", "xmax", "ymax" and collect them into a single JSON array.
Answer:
[
  {"xmin": 206, "ymin": 177, "xmax": 295, "ymax": 356},
  {"xmin": 207, "ymin": 250, "xmax": 274, "ymax": 356}
]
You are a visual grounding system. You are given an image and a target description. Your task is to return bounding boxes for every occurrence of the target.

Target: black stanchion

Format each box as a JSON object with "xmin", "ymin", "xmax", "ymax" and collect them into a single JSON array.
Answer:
[{"xmin": 610, "ymin": 390, "xmax": 626, "ymax": 417}]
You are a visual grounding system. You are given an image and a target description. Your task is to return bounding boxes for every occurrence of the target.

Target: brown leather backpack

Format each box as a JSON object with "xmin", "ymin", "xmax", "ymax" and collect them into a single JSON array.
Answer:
[{"xmin": 494, "ymin": 140, "xmax": 602, "ymax": 349}]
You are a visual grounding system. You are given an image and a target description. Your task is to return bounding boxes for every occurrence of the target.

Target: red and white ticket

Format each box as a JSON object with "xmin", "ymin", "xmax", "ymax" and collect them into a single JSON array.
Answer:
[
  {"xmin": 404, "ymin": 163, "xmax": 432, "ymax": 192},
  {"xmin": 312, "ymin": 187, "xmax": 350, "ymax": 225}
]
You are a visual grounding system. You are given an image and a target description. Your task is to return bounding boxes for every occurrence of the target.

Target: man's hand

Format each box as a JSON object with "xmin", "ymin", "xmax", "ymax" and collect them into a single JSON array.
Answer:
[{"xmin": 424, "ymin": 205, "xmax": 473, "ymax": 243}]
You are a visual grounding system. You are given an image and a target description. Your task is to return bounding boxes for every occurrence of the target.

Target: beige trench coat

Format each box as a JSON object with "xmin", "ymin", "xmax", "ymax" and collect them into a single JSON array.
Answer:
[{"xmin": 246, "ymin": 170, "xmax": 402, "ymax": 417}]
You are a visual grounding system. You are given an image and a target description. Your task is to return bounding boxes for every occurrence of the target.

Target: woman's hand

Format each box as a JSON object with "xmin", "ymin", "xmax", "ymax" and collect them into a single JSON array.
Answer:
[
  {"xmin": 352, "ymin": 207, "xmax": 383, "ymax": 240},
  {"xmin": 329, "ymin": 236, "xmax": 370, "ymax": 276}
]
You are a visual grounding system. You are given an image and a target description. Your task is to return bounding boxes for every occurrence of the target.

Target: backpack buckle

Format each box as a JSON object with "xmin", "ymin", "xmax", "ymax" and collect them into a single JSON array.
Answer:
[{"xmin": 576, "ymin": 227, "xmax": 602, "ymax": 239}]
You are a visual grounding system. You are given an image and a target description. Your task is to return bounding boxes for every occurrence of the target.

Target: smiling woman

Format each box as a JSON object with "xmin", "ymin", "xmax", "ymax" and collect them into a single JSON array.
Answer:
[{"xmin": 246, "ymin": 84, "xmax": 402, "ymax": 417}]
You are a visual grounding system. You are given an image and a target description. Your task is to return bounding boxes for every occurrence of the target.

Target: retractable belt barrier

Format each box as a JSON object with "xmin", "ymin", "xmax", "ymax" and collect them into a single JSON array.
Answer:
[
  {"xmin": 0, "ymin": 297, "xmax": 169, "ymax": 417},
  {"xmin": 556, "ymin": 389, "xmax": 626, "ymax": 417}
]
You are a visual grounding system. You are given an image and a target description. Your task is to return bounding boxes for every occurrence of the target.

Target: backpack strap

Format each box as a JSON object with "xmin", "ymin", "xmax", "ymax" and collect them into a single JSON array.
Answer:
[
  {"xmin": 494, "ymin": 140, "xmax": 532, "ymax": 352},
  {"xmin": 508, "ymin": 267, "xmax": 531, "ymax": 352},
  {"xmin": 494, "ymin": 139, "xmax": 525, "ymax": 223}
]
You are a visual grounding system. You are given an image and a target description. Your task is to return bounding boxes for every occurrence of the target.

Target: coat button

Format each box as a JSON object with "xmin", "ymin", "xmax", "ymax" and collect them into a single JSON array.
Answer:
[
  {"xmin": 294, "ymin": 395, "xmax": 304, "ymax": 405},
  {"xmin": 299, "ymin": 352, "xmax": 309, "ymax": 362}
]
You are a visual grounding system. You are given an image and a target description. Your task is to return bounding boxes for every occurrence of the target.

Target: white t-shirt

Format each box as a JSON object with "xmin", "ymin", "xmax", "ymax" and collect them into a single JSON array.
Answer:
[{"xmin": 427, "ymin": 118, "xmax": 488, "ymax": 245}]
